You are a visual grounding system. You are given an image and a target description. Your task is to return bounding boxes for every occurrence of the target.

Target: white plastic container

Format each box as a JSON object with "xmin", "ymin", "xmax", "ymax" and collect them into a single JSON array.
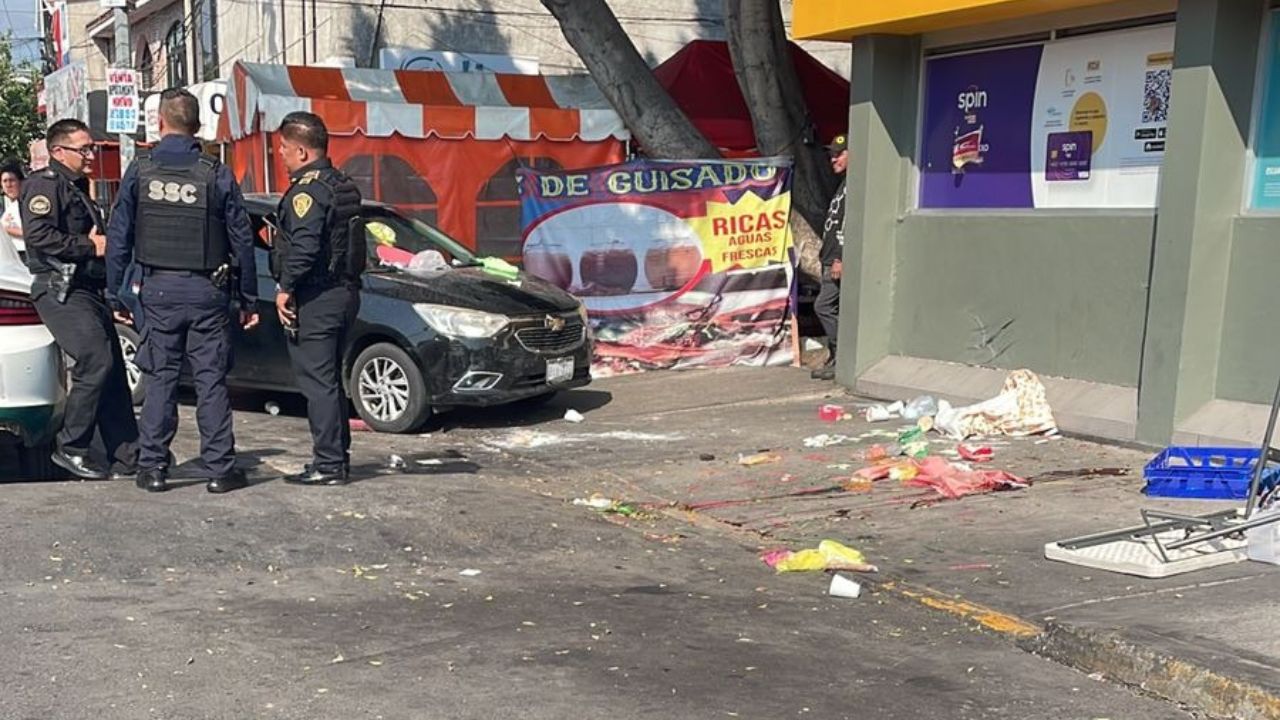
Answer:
[{"xmin": 1246, "ymin": 507, "xmax": 1280, "ymax": 566}]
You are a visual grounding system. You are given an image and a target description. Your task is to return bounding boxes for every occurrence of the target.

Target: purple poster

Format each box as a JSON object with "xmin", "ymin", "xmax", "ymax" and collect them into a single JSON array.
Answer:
[
  {"xmin": 919, "ymin": 45, "xmax": 1043, "ymax": 208},
  {"xmin": 1045, "ymin": 131, "xmax": 1092, "ymax": 181}
]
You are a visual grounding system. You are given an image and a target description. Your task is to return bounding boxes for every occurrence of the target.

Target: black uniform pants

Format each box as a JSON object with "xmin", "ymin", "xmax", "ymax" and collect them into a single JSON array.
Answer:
[
  {"xmin": 287, "ymin": 284, "xmax": 359, "ymax": 472},
  {"xmin": 136, "ymin": 272, "xmax": 236, "ymax": 477},
  {"xmin": 815, "ymin": 265, "xmax": 841, "ymax": 358},
  {"xmin": 32, "ymin": 284, "xmax": 139, "ymax": 463}
]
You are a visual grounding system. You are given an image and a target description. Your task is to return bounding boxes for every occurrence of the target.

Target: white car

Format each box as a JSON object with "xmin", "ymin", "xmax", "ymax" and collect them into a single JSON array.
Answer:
[{"xmin": 0, "ymin": 236, "xmax": 66, "ymax": 478}]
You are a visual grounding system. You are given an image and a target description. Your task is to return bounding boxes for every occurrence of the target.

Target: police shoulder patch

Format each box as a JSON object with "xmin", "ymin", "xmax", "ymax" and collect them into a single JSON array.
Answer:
[
  {"xmin": 27, "ymin": 195, "xmax": 51, "ymax": 216},
  {"xmin": 292, "ymin": 192, "xmax": 314, "ymax": 219}
]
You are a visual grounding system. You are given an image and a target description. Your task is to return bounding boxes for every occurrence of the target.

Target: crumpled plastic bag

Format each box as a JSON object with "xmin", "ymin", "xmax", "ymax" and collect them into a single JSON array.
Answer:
[
  {"xmin": 765, "ymin": 539, "xmax": 878, "ymax": 573},
  {"xmin": 933, "ymin": 369, "xmax": 1057, "ymax": 440}
]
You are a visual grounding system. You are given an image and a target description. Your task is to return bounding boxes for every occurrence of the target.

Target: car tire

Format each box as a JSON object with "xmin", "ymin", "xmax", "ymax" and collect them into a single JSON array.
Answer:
[
  {"xmin": 349, "ymin": 343, "xmax": 431, "ymax": 434},
  {"xmin": 115, "ymin": 324, "xmax": 145, "ymax": 407}
]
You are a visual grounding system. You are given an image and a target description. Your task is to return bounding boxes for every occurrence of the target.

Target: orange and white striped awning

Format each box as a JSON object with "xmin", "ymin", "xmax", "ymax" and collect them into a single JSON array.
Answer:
[{"xmin": 220, "ymin": 62, "xmax": 630, "ymax": 143}]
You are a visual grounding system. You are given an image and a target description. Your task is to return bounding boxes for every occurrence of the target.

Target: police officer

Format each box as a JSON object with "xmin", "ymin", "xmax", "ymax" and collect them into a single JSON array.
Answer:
[
  {"xmin": 106, "ymin": 88, "xmax": 260, "ymax": 494},
  {"xmin": 20, "ymin": 119, "xmax": 139, "ymax": 480},
  {"xmin": 273, "ymin": 111, "xmax": 364, "ymax": 486}
]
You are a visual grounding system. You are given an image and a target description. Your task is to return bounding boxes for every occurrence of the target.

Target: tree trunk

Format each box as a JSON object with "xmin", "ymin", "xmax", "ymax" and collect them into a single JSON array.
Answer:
[
  {"xmin": 725, "ymin": 0, "xmax": 838, "ymax": 281},
  {"xmin": 541, "ymin": 0, "xmax": 720, "ymax": 160}
]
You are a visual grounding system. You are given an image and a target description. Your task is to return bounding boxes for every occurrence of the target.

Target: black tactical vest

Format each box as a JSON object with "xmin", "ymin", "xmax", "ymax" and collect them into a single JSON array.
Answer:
[
  {"xmin": 274, "ymin": 168, "xmax": 365, "ymax": 286},
  {"xmin": 133, "ymin": 153, "xmax": 229, "ymax": 271}
]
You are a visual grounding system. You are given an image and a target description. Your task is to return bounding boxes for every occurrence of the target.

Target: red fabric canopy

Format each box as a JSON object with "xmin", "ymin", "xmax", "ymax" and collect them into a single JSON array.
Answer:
[{"xmin": 653, "ymin": 40, "xmax": 850, "ymax": 154}]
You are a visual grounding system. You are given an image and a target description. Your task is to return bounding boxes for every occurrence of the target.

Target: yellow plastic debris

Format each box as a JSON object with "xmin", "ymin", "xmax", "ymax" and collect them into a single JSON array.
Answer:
[{"xmin": 774, "ymin": 540, "xmax": 871, "ymax": 572}]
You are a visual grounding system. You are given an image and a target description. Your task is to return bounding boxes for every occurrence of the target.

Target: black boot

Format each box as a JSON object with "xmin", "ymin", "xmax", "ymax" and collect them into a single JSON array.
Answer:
[
  {"xmin": 285, "ymin": 464, "xmax": 350, "ymax": 486},
  {"xmin": 136, "ymin": 467, "xmax": 168, "ymax": 493},
  {"xmin": 207, "ymin": 468, "xmax": 249, "ymax": 494}
]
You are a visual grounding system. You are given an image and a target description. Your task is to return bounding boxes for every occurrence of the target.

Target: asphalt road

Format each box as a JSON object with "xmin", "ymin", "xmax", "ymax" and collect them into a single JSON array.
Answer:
[{"xmin": 0, "ymin": 370, "xmax": 1194, "ymax": 719}]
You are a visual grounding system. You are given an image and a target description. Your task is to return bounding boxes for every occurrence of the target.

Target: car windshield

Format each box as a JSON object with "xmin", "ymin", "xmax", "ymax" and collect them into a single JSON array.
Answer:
[{"xmin": 362, "ymin": 207, "xmax": 479, "ymax": 271}]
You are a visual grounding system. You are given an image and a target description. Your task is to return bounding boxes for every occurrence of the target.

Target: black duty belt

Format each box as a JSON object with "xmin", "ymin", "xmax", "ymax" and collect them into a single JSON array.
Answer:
[{"xmin": 144, "ymin": 267, "xmax": 213, "ymax": 278}]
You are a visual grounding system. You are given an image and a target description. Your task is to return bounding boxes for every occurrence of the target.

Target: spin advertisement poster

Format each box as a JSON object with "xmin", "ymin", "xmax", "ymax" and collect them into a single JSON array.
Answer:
[
  {"xmin": 919, "ymin": 24, "xmax": 1173, "ymax": 209},
  {"xmin": 518, "ymin": 158, "xmax": 796, "ymax": 377}
]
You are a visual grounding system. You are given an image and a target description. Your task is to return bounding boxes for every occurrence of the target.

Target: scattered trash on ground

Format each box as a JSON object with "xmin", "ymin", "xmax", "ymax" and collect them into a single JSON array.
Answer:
[
  {"xmin": 349, "ymin": 418, "xmax": 371, "ymax": 432},
  {"xmin": 803, "ymin": 434, "xmax": 852, "ymax": 449},
  {"xmin": 264, "ymin": 401, "xmax": 281, "ymax": 416},
  {"xmin": 563, "ymin": 409, "xmax": 585, "ymax": 424},
  {"xmin": 863, "ymin": 401, "xmax": 904, "ymax": 422},
  {"xmin": 957, "ymin": 444, "xmax": 995, "ymax": 463},
  {"xmin": 488, "ymin": 430, "xmax": 684, "ymax": 450},
  {"xmin": 853, "ymin": 455, "xmax": 1029, "ymax": 500},
  {"xmin": 459, "ymin": 569, "xmax": 482, "ymax": 577},
  {"xmin": 828, "ymin": 573, "xmax": 862, "ymax": 599},
  {"xmin": 573, "ymin": 496, "xmax": 613, "ymax": 510},
  {"xmin": 739, "ymin": 452, "xmax": 783, "ymax": 467},
  {"xmin": 572, "ymin": 494, "xmax": 647, "ymax": 518},
  {"xmin": 903, "ymin": 457, "xmax": 1029, "ymax": 499},
  {"xmin": 898, "ymin": 426, "xmax": 930, "ymax": 459},
  {"xmin": 934, "ymin": 369, "xmax": 1058, "ymax": 440},
  {"xmin": 699, "ymin": 453, "xmax": 716, "ymax": 462},
  {"xmin": 901, "ymin": 395, "xmax": 939, "ymax": 421},
  {"xmin": 818, "ymin": 404, "xmax": 849, "ymax": 423},
  {"xmin": 762, "ymin": 539, "xmax": 878, "ymax": 573},
  {"xmin": 386, "ymin": 454, "xmax": 406, "ymax": 470}
]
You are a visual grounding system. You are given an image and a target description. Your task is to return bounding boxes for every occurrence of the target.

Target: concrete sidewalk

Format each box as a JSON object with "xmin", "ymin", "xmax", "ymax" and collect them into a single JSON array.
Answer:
[{"xmin": 468, "ymin": 366, "xmax": 1280, "ymax": 719}]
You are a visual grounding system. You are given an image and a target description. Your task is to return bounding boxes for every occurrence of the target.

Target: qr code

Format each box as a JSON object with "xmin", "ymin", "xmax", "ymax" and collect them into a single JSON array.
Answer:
[{"xmin": 1142, "ymin": 68, "xmax": 1171, "ymax": 124}]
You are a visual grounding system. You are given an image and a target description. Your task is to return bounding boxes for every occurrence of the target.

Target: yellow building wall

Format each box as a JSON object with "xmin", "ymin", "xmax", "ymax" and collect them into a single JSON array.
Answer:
[{"xmin": 792, "ymin": 0, "xmax": 1125, "ymax": 40}]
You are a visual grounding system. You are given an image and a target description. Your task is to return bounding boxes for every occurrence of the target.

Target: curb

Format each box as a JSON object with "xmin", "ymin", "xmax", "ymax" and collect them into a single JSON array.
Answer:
[
  {"xmin": 876, "ymin": 579, "xmax": 1280, "ymax": 719},
  {"xmin": 1022, "ymin": 621, "xmax": 1280, "ymax": 720}
]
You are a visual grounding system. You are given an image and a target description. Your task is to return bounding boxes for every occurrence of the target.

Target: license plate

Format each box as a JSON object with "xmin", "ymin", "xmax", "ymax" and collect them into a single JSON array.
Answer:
[{"xmin": 546, "ymin": 357, "xmax": 575, "ymax": 385}]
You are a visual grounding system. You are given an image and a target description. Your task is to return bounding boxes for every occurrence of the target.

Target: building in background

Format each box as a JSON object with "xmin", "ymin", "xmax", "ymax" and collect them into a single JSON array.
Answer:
[
  {"xmin": 49, "ymin": 0, "xmax": 847, "ymax": 96},
  {"xmin": 793, "ymin": 0, "xmax": 1280, "ymax": 447}
]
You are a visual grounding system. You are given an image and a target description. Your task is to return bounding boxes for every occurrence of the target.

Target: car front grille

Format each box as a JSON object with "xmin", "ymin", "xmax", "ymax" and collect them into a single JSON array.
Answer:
[{"xmin": 514, "ymin": 316, "xmax": 586, "ymax": 355}]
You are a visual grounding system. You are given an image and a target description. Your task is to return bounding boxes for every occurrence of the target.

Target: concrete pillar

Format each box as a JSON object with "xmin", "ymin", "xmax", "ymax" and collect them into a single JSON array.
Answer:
[
  {"xmin": 835, "ymin": 35, "xmax": 919, "ymax": 386},
  {"xmin": 1137, "ymin": 0, "xmax": 1267, "ymax": 444}
]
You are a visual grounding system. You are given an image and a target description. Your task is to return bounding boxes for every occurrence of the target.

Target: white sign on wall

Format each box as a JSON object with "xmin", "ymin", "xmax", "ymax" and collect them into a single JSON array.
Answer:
[
  {"xmin": 106, "ymin": 67, "xmax": 140, "ymax": 134},
  {"xmin": 379, "ymin": 48, "xmax": 539, "ymax": 75}
]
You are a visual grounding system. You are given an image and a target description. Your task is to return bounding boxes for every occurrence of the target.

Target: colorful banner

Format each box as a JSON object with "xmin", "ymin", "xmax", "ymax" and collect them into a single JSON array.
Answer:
[
  {"xmin": 1251, "ymin": 11, "xmax": 1280, "ymax": 209},
  {"xmin": 919, "ymin": 24, "xmax": 1173, "ymax": 209},
  {"xmin": 519, "ymin": 158, "xmax": 796, "ymax": 377}
]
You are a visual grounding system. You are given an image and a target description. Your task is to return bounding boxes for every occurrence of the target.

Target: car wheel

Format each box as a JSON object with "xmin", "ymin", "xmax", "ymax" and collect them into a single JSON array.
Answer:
[
  {"xmin": 115, "ymin": 324, "xmax": 145, "ymax": 406},
  {"xmin": 350, "ymin": 343, "xmax": 431, "ymax": 433}
]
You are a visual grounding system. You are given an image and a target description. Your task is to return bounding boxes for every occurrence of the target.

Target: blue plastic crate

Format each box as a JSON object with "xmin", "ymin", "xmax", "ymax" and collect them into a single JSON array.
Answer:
[{"xmin": 1143, "ymin": 446, "xmax": 1280, "ymax": 499}]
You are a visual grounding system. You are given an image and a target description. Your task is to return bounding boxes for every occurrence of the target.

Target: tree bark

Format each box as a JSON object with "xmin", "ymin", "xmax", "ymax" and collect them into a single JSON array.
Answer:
[
  {"xmin": 725, "ymin": 0, "xmax": 838, "ymax": 281},
  {"xmin": 541, "ymin": 0, "xmax": 720, "ymax": 160}
]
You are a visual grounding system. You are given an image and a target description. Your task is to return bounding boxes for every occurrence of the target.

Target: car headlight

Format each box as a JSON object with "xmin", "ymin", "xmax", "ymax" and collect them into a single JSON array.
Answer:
[
  {"xmin": 414, "ymin": 304, "xmax": 510, "ymax": 339},
  {"xmin": 576, "ymin": 302, "xmax": 589, "ymax": 325}
]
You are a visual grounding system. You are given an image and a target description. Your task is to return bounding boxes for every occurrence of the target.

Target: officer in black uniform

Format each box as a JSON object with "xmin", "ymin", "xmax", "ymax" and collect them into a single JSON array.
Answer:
[
  {"xmin": 273, "ymin": 111, "xmax": 364, "ymax": 486},
  {"xmin": 20, "ymin": 119, "xmax": 139, "ymax": 480},
  {"xmin": 106, "ymin": 89, "xmax": 260, "ymax": 494}
]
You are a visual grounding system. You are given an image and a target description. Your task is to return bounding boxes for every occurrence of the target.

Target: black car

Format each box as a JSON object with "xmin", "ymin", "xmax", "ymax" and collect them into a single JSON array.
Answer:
[{"xmin": 116, "ymin": 195, "xmax": 592, "ymax": 433}]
